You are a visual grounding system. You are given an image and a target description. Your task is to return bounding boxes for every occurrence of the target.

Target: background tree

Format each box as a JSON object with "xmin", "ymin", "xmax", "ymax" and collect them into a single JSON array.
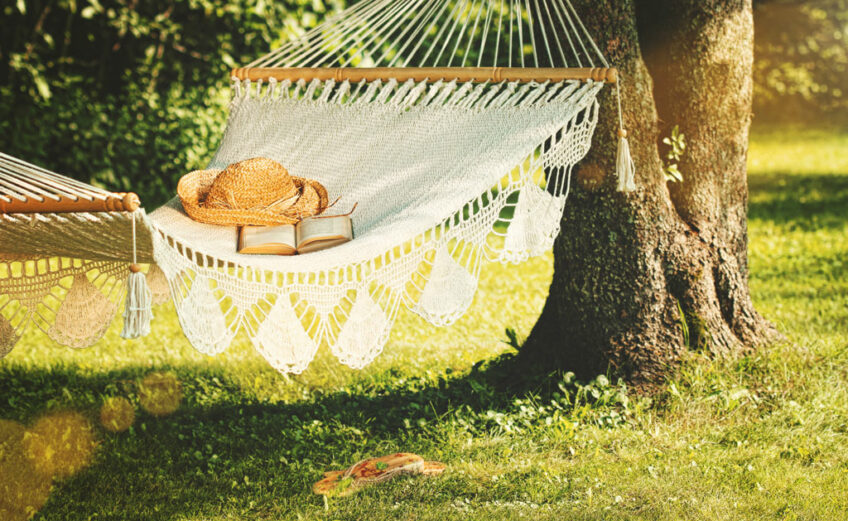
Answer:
[
  {"xmin": 753, "ymin": 0, "xmax": 848, "ymax": 123},
  {"xmin": 520, "ymin": 0, "xmax": 782, "ymax": 387}
]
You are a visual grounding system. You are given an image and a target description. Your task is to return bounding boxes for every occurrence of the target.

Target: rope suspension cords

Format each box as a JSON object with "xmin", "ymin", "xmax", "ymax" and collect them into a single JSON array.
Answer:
[
  {"xmin": 233, "ymin": 0, "xmax": 618, "ymax": 83},
  {"xmin": 0, "ymin": 153, "xmax": 140, "ymax": 214}
]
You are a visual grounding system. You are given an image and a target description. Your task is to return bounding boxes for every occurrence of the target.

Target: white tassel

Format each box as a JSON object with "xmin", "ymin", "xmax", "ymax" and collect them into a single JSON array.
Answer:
[
  {"xmin": 121, "ymin": 265, "xmax": 153, "ymax": 339},
  {"xmin": 121, "ymin": 211, "xmax": 153, "ymax": 339},
  {"xmin": 613, "ymin": 77, "xmax": 637, "ymax": 193},
  {"xmin": 616, "ymin": 128, "xmax": 637, "ymax": 192}
]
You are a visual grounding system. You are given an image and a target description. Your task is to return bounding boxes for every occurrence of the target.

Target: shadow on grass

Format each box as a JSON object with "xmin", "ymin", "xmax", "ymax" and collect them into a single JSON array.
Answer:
[
  {"xmin": 748, "ymin": 173, "xmax": 848, "ymax": 229},
  {"xmin": 0, "ymin": 354, "xmax": 557, "ymax": 520}
]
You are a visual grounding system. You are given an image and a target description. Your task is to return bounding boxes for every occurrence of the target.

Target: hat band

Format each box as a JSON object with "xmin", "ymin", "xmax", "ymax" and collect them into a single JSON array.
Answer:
[{"xmin": 207, "ymin": 191, "xmax": 301, "ymax": 213}]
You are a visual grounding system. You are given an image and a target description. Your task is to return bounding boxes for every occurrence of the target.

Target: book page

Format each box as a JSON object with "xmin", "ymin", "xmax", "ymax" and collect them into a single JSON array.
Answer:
[
  {"xmin": 296, "ymin": 216, "xmax": 352, "ymax": 246},
  {"xmin": 239, "ymin": 225, "xmax": 296, "ymax": 254},
  {"xmin": 296, "ymin": 216, "xmax": 353, "ymax": 253}
]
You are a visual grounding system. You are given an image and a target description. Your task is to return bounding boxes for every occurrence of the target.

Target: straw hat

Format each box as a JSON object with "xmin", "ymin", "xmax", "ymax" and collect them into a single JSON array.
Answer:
[{"xmin": 178, "ymin": 158, "xmax": 329, "ymax": 226}]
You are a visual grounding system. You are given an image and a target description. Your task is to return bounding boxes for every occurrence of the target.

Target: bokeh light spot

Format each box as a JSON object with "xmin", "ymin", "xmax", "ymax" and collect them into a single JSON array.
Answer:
[
  {"xmin": 138, "ymin": 371, "xmax": 183, "ymax": 417},
  {"xmin": 99, "ymin": 397, "xmax": 136, "ymax": 433},
  {"xmin": 22, "ymin": 411, "xmax": 98, "ymax": 481},
  {"xmin": 0, "ymin": 419, "xmax": 52, "ymax": 520}
]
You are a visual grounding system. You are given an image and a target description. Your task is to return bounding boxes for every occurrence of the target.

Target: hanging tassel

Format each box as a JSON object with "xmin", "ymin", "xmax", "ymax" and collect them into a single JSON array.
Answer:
[
  {"xmin": 614, "ymin": 79, "xmax": 637, "ymax": 193},
  {"xmin": 616, "ymin": 128, "xmax": 637, "ymax": 192},
  {"xmin": 121, "ymin": 212, "xmax": 153, "ymax": 339}
]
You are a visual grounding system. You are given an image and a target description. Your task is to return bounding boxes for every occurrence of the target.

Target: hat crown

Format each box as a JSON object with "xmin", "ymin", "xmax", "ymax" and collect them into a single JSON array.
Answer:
[{"xmin": 206, "ymin": 158, "xmax": 297, "ymax": 210}]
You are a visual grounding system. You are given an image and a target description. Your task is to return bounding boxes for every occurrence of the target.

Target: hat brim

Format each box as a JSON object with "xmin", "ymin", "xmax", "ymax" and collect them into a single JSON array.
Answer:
[{"xmin": 177, "ymin": 169, "xmax": 329, "ymax": 226}]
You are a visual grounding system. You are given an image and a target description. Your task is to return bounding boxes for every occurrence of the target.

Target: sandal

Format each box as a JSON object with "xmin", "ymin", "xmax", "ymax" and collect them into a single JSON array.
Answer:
[{"xmin": 313, "ymin": 453, "xmax": 443, "ymax": 496}]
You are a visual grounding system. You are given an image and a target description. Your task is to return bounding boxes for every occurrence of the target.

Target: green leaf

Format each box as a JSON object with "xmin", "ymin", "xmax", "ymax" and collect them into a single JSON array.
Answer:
[
  {"xmin": 375, "ymin": 461, "xmax": 388, "ymax": 470},
  {"xmin": 664, "ymin": 164, "xmax": 684, "ymax": 183},
  {"xmin": 221, "ymin": 53, "xmax": 237, "ymax": 68},
  {"xmin": 33, "ymin": 75, "xmax": 51, "ymax": 100}
]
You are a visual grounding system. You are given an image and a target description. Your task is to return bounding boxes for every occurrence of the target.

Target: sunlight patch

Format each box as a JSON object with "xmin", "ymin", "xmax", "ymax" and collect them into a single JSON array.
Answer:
[
  {"xmin": 22, "ymin": 411, "xmax": 97, "ymax": 481},
  {"xmin": 139, "ymin": 371, "xmax": 183, "ymax": 418}
]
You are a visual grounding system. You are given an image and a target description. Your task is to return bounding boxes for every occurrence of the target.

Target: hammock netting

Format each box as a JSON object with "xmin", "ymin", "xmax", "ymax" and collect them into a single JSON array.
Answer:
[{"xmin": 1, "ymin": 0, "xmax": 618, "ymax": 373}]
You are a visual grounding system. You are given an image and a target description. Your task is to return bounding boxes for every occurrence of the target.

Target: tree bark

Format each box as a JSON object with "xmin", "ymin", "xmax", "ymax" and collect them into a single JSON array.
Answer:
[{"xmin": 519, "ymin": 0, "xmax": 780, "ymax": 388}]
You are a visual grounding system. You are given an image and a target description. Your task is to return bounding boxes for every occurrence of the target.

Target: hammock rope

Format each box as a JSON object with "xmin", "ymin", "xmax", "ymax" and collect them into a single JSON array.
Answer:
[
  {"xmin": 1, "ymin": 0, "xmax": 636, "ymax": 373},
  {"xmin": 0, "ymin": 153, "xmax": 141, "ymax": 213},
  {"xmin": 246, "ymin": 0, "xmax": 607, "ymax": 69}
]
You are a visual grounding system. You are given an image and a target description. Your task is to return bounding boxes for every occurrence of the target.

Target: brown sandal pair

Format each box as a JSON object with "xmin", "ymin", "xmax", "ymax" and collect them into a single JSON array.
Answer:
[{"xmin": 313, "ymin": 453, "xmax": 445, "ymax": 497}]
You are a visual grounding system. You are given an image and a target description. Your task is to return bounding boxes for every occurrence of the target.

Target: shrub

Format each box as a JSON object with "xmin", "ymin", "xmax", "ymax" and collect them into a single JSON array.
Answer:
[{"xmin": 0, "ymin": 0, "xmax": 343, "ymax": 205}]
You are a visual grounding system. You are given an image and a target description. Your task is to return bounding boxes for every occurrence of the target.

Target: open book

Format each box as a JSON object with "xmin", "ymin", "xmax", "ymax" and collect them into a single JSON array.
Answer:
[{"xmin": 238, "ymin": 215, "xmax": 353, "ymax": 255}]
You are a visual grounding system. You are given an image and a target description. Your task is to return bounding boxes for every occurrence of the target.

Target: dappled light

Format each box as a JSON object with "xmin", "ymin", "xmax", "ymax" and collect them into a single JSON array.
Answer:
[
  {"xmin": 0, "ymin": 419, "xmax": 52, "ymax": 521},
  {"xmin": 100, "ymin": 397, "xmax": 136, "ymax": 433},
  {"xmin": 23, "ymin": 411, "xmax": 98, "ymax": 481},
  {"xmin": 1, "ymin": 0, "xmax": 847, "ymax": 519},
  {"xmin": 0, "ymin": 127, "xmax": 844, "ymax": 520},
  {"xmin": 138, "ymin": 372, "xmax": 183, "ymax": 418}
]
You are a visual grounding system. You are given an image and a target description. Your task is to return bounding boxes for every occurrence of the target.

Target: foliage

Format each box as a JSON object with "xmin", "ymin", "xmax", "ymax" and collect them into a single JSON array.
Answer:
[
  {"xmin": 0, "ymin": 0, "xmax": 344, "ymax": 206},
  {"xmin": 0, "ymin": 128, "xmax": 846, "ymax": 519},
  {"xmin": 502, "ymin": 327, "xmax": 521, "ymax": 350},
  {"xmin": 753, "ymin": 0, "xmax": 848, "ymax": 123},
  {"xmin": 661, "ymin": 124, "xmax": 686, "ymax": 183},
  {"xmin": 0, "ymin": 0, "xmax": 845, "ymax": 203}
]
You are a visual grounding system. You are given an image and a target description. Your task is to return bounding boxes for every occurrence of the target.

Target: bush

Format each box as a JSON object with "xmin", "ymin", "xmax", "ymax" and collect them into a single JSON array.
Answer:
[{"xmin": 0, "ymin": 0, "xmax": 342, "ymax": 206}]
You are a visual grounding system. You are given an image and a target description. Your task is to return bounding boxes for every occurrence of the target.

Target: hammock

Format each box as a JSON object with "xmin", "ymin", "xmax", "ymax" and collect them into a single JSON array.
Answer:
[
  {"xmin": 0, "ymin": 153, "xmax": 167, "ymax": 354},
  {"xmin": 1, "ymin": 0, "xmax": 632, "ymax": 373}
]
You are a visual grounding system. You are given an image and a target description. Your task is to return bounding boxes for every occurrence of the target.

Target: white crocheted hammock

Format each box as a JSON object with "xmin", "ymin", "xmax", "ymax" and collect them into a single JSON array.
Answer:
[{"xmin": 1, "ymin": 0, "xmax": 634, "ymax": 373}]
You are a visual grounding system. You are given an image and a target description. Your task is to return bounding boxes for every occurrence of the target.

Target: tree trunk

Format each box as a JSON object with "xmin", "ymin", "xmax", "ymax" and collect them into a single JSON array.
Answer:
[{"xmin": 519, "ymin": 0, "xmax": 780, "ymax": 388}]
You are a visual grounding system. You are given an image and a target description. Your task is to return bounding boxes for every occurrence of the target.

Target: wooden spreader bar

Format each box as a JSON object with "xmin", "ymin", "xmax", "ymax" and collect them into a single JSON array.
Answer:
[
  {"xmin": 0, "ymin": 192, "xmax": 140, "ymax": 214},
  {"xmin": 232, "ymin": 67, "xmax": 618, "ymax": 84}
]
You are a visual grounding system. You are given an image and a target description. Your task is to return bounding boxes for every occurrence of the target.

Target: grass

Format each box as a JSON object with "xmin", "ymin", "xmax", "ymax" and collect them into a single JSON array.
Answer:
[{"xmin": 1, "ymin": 125, "xmax": 847, "ymax": 520}]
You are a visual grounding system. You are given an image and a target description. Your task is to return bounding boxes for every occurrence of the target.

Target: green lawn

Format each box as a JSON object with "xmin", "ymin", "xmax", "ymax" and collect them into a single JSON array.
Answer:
[{"xmin": 2, "ymin": 126, "xmax": 847, "ymax": 520}]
